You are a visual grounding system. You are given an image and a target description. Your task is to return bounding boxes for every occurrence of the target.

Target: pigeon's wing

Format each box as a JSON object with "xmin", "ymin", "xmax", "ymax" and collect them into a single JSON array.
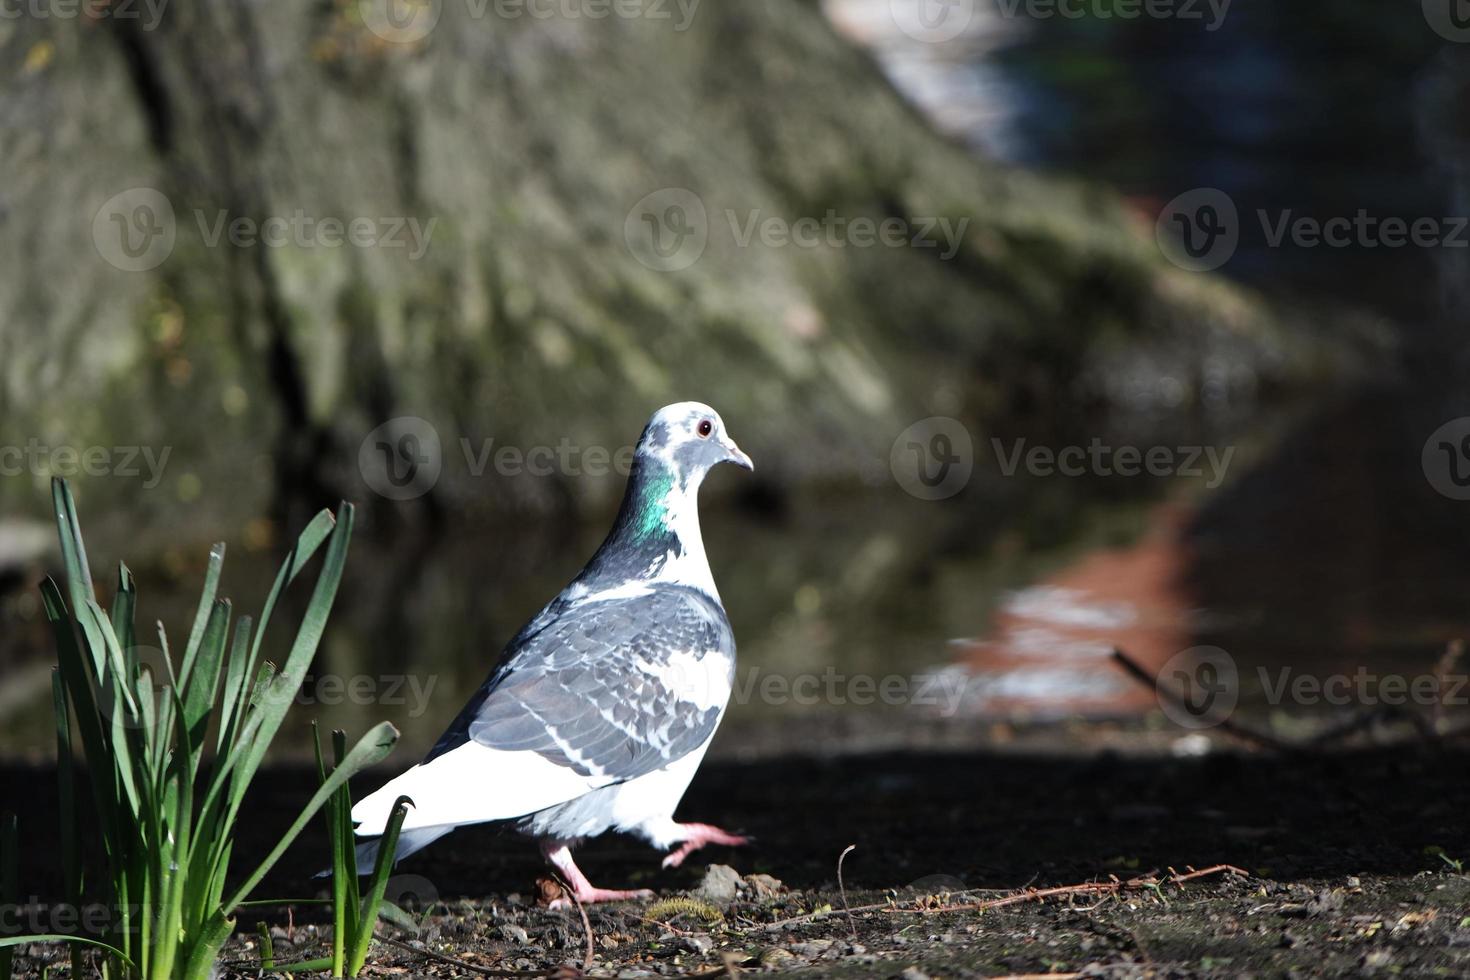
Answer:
[{"xmin": 426, "ymin": 585, "xmax": 735, "ymax": 782}]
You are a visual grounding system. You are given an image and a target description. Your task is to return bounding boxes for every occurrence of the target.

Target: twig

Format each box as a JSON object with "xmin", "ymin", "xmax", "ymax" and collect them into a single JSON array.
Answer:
[
  {"xmin": 376, "ymin": 934, "xmax": 548, "ymax": 977},
  {"xmin": 836, "ymin": 844, "xmax": 858, "ymax": 940},
  {"xmin": 552, "ymin": 871, "xmax": 596, "ymax": 972},
  {"xmin": 1111, "ymin": 648, "xmax": 1290, "ymax": 751},
  {"xmin": 895, "ymin": 864, "xmax": 1249, "ymax": 916}
]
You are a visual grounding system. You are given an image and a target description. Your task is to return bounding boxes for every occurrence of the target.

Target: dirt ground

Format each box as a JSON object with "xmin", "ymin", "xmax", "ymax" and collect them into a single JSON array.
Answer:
[{"xmin": 4, "ymin": 722, "xmax": 1470, "ymax": 978}]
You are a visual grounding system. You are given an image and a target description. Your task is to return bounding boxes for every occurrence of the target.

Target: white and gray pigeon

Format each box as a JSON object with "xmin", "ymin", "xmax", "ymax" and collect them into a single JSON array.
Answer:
[{"xmin": 351, "ymin": 402, "xmax": 753, "ymax": 905}]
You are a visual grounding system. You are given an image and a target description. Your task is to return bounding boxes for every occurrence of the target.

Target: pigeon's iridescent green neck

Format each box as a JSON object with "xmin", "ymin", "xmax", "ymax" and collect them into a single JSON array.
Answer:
[{"xmin": 631, "ymin": 467, "xmax": 676, "ymax": 540}]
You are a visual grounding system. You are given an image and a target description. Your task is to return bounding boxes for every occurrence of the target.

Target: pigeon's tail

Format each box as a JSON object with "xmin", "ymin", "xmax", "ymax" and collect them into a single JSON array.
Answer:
[
  {"xmin": 351, "ymin": 741, "xmax": 616, "ymax": 837},
  {"xmin": 352, "ymin": 825, "xmax": 455, "ymax": 873}
]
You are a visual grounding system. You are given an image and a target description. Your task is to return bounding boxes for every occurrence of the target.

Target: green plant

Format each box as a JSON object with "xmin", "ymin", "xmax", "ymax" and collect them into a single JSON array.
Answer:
[
  {"xmin": 0, "ymin": 478, "xmax": 399, "ymax": 979},
  {"xmin": 259, "ymin": 727, "xmax": 410, "ymax": 976},
  {"xmin": 286, "ymin": 726, "xmax": 411, "ymax": 977}
]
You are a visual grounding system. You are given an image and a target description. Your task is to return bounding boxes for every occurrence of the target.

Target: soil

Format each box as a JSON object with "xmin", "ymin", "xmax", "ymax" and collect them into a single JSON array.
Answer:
[{"xmin": 3, "ymin": 724, "xmax": 1470, "ymax": 978}]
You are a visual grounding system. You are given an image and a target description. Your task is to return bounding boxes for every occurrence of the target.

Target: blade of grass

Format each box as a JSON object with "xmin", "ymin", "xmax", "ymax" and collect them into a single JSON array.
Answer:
[
  {"xmin": 211, "ymin": 503, "xmax": 356, "ymax": 875},
  {"xmin": 50, "ymin": 479, "xmax": 95, "ymax": 612},
  {"xmin": 49, "ymin": 672, "xmax": 83, "ymax": 980},
  {"xmin": 216, "ymin": 615, "xmax": 254, "ymax": 753},
  {"xmin": 313, "ymin": 724, "xmax": 347, "ymax": 978},
  {"xmin": 348, "ymin": 797, "xmax": 413, "ymax": 976},
  {"xmin": 178, "ymin": 542, "xmax": 225, "ymax": 692}
]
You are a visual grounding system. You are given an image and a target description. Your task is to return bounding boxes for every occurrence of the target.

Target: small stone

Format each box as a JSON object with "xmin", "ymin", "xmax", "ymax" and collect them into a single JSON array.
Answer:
[
  {"xmin": 744, "ymin": 873, "xmax": 784, "ymax": 900},
  {"xmin": 696, "ymin": 864, "xmax": 743, "ymax": 903},
  {"xmin": 499, "ymin": 924, "xmax": 530, "ymax": 944},
  {"xmin": 758, "ymin": 947, "xmax": 798, "ymax": 968},
  {"xmin": 681, "ymin": 934, "xmax": 714, "ymax": 954},
  {"xmin": 900, "ymin": 968, "xmax": 933, "ymax": 980}
]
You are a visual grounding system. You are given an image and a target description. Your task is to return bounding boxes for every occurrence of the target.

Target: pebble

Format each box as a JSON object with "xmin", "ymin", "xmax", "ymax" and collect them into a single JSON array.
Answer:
[{"xmin": 697, "ymin": 864, "xmax": 743, "ymax": 903}]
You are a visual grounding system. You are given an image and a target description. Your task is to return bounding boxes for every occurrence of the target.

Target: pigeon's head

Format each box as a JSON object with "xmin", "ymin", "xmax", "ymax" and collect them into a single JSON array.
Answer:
[{"xmin": 636, "ymin": 402, "xmax": 753, "ymax": 485}]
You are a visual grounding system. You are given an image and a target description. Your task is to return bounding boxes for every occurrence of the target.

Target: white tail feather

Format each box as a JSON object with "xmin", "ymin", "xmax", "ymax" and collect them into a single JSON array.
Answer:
[
  {"xmin": 351, "ymin": 742, "xmax": 616, "ymax": 836},
  {"xmin": 351, "ymin": 825, "xmax": 456, "ymax": 872}
]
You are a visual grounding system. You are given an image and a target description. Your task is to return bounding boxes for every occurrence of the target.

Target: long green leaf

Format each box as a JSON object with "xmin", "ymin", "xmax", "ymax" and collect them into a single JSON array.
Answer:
[
  {"xmin": 213, "ymin": 503, "xmax": 356, "ymax": 874},
  {"xmin": 349, "ymin": 796, "xmax": 413, "ymax": 976},
  {"xmin": 0, "ymin": 935, "xmax": 136, "ymax": 968},
  {"xmin": 182, "ymin": 598, "xmax": 231, "ymax": 760},
  {"xmin": 178, "ymin": 542, "xmax": 225, "ymax": 692},
  {"xmin": 50, "ymin": 479, "xmax": 95, "ymax": 613}
]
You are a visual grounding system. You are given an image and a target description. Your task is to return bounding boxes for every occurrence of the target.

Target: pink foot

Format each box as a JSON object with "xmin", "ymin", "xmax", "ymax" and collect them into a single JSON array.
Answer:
[
  {"xmin": 661, "ymin": 823, "xmax": 751, "ymax": 869},
  {"xmin": 547, "ymin": 885, "xmax": 655, "ymax": 910},
  {"xmin": 540, "ymin": 840, "xmax": 655, "ymax": 908}
]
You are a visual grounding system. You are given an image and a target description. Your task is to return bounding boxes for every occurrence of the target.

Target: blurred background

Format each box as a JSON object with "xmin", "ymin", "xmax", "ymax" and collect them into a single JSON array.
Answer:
[{"xmin": 2, "ymin": 0, "xmax": 1469, "ymax": 762}]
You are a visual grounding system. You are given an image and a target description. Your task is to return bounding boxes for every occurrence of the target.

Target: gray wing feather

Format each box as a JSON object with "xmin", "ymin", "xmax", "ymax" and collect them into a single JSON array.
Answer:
[{"xmin": 429, "ymin": 586, "xmax": 735, "ymax": 782}]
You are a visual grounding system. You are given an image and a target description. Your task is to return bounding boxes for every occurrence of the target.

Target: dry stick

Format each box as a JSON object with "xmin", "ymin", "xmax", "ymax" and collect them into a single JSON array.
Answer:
[
  {"xmin": 376, "ymin": 933, "xmax": 548, "ymax": 978},
  {"xmin": 898, "ymin": 864, "xmax": 1250, "ymax": 916},
  {"xmin": 757, "ymin": 865, "xmax": 1248, "ymax": 932},
  {"xmin": 1110, "ymin": 648, "xmax": 1291, "ymax": 751},
  {"xmin": 551, "ymin": 871, "xmax": 596, "ymax": 972},
  {"xmin": 836, "ymin": 844, "xmax": 858, "ymax": 940}
]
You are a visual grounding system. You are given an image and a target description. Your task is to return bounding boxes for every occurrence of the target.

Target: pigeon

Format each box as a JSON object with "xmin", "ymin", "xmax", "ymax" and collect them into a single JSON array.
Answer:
[{"xmin": 351, "ymin": 402, "xmax": 754, "ymax": 905}]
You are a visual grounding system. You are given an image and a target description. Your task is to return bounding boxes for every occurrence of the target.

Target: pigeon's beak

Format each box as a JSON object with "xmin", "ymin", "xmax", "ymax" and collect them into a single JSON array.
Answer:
[{"xmin": 722, "ymin": 438, "xmax": 754, "ymax": 472}]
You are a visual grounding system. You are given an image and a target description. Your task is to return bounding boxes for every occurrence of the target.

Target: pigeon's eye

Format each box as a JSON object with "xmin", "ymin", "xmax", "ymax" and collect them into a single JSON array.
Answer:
[{"xmin": 697, "ymin": 419, "xmax": 713, "ymax": 438}]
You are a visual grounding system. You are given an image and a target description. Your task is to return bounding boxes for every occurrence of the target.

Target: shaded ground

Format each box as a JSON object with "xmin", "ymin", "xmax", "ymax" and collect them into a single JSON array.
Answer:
[{"xmin": 4, "ymin": 724, "xmax": 1470, "ymax": 976}]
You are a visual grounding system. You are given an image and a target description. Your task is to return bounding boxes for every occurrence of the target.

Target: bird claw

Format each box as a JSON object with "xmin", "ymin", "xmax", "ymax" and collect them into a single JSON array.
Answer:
[
  {"xmin": 661, "ymin": 824, "xmax": 752, "ymax": 868},
  {"xmin": 547, "ymin": 887, "xmax": 654, "ymax": 909}
]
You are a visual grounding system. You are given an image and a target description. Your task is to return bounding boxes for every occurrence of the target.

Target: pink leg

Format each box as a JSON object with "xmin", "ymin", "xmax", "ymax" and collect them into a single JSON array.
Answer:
[
  {"xmin": 661, "ymin": 823, "xmax": 751, "ymax": 869},
  {"xmin": 540, "ymin": 840, "xmax": 654, "ymax": 908}
]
